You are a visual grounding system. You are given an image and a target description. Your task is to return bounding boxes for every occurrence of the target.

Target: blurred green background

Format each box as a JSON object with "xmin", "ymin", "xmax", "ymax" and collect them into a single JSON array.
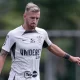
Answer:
[{"xmin": 0, "ymin": 0, "xmax": 80, "ymax": 80}]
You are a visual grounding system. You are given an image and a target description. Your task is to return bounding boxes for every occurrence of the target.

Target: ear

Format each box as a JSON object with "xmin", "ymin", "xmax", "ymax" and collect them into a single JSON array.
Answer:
[{"xmin": 23, "ymin": 13, "xmax": 27, "ymax": 19}]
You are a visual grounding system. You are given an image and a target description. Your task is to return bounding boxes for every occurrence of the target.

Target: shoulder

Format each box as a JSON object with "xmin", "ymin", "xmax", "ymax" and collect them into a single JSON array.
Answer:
[
  {"xmin": 7, "ymin": 25, "xmax": 22, "ymax": 36},
  {"xmin": 36, "ymin": 27, "xmax": 48, "ymax": 35}
]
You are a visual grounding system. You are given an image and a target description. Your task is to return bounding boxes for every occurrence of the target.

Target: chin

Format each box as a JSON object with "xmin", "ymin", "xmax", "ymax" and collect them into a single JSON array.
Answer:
[{"xmin": 31, "ymin": 26, "xmax": 36, "ymax": 29}]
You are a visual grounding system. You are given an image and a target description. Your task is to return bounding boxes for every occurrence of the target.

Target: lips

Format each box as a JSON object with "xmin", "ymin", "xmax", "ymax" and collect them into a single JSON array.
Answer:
[
  {"xmin": 31, "ymin": 23, "xmax": 36, "ymax": 27},
  {"xmin": 31, "ymin": 23, "xmax": 36, "ymax": 25}
]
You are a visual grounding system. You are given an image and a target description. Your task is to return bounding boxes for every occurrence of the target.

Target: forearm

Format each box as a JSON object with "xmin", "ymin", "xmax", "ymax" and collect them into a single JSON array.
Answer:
[
  {"xmin": 47, "ymin": 44, "xmax": 80, "ymax": 65},
  {"xmin": 0, "ymin": 50, "xmax": 8, "ymax": 74},
  {"xmin": 0, "ymin": 56, "xmax": 6, "ymax": 74},
  {"xmin": 47, "ymin": 43, "xmax": 71, "ymax": 60}
]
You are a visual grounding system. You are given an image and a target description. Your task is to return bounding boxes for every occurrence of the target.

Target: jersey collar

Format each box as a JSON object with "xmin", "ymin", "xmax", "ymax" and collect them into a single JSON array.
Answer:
[
  {"xmin": 23, "ymin": 30, "xmax": 37, "ymax": 34},
  {"xmin": 20, "ymin": 25, "xmax": 38, "ymax": 35}
]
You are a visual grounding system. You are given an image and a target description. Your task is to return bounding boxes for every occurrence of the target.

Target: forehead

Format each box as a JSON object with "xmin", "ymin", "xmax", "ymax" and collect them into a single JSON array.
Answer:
[{"xmin": 27, "ymin": 11, "xmax": 40, "ymax": 17}]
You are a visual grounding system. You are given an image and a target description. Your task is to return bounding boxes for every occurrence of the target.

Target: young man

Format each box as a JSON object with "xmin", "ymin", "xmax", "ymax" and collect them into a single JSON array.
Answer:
[{"xmin": 0, "ymin": 2, "xmax": 80, "ymax": 80}]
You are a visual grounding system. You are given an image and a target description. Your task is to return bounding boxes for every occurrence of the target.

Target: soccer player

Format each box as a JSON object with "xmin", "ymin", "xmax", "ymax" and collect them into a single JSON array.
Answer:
[{"xmin": 0, "ymin": 2, "xmax": 80, "ymax": 80}]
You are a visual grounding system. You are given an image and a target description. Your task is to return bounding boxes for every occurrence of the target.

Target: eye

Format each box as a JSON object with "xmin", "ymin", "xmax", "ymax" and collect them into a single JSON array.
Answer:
[
  {"xmin": 31, "ymin": 17, "xmax": 35, "ymax": 19},
  {"xmin": 30, "ymin": 17, "xmax": 39, "ymax": 20},
  {"xmin": 36, "ymin": 17, "xmax": 39, "ymax": 20}
]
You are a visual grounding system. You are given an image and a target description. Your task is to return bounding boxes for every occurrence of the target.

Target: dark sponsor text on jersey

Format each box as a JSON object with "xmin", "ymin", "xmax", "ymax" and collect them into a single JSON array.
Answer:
[{"xmin": 20, "ymin": 49, "xmax": 41, "ymax": 59}]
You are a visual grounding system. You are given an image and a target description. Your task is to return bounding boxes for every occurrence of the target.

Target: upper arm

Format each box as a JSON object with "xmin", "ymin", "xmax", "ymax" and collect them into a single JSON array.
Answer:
[
  {"xmin": 0, "ymin": 49, "xmax": 8, "ymax": 73},
  {"xmin": 0, "ymin": 49, "xmax": 8, "ymax": 58},
  {"xmin": 47, "ymin": 44, "xmax": 54, "ymax": 52},
  {"xmin": 47, "ymin": 43, "xmax": 62, "ymax": 53},
  {"xmin": 43, "ymin": 31, "xmax": 52, "ymax": 48},
  {"xmin": 2, "ymin": 31, "xmax": 15, "ymax": 52},
  {"xmin": 47, "ymin": 43, "xmax": 66, "ymax": 57}
]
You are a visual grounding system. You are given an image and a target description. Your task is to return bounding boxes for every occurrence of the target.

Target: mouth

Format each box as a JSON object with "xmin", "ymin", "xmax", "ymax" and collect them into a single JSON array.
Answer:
[
  {"xmin": 31, "ymin": 23, "xmax": 36, "ymax": 25},
  {"xmin": 31, "ymin": 23, "xmax": 36, "ymax": 26}
]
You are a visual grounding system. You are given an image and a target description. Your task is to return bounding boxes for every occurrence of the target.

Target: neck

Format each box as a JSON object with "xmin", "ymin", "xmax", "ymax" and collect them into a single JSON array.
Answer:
[{"xmin": 22, "ymin": 23, "xmax": 35, "ymax": 31}]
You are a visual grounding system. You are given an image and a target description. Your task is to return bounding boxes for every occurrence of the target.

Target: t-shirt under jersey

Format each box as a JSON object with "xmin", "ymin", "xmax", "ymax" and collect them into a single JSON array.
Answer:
[{"xmin": 2, "ymin": 25, "xmax": 52, "ymax": 74}]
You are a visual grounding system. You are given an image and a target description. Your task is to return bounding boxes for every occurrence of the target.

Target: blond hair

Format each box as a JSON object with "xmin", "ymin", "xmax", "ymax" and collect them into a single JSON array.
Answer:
[{"xmin": 25, "ymin": 2, "xmax": 40, "ymax": 13}]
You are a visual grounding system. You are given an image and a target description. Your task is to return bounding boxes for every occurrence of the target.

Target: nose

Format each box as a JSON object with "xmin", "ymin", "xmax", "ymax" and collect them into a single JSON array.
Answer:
[{"xmin": 33, "ymin": 18, "xmax": 37, "ymax": 23}]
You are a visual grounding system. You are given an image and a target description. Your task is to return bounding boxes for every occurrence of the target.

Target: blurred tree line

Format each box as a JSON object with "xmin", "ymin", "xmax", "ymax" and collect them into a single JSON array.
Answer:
[
  {"xmin": 0, "ymin": 0, "xmax": 80, "ymax": 80},
  {"xmin": 1, "ymin": 0, "xmax": 80, "ymax": 30}
]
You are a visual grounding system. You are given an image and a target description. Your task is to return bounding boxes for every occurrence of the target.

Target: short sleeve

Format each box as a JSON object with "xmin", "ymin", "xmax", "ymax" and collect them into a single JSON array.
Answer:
[
  {"xmin": 2, "ymin": 32, "xmax": 15, "ymax": 52},
  {"xmin": 43, "ymin": 31, "xmax": 52, "ymax": 48}
]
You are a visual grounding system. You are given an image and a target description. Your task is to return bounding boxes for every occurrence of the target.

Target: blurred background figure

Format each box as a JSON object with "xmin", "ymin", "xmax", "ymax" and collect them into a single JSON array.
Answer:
[{"xmin": 0, "ymin": 0, "xmax": 80, "ymax": 80}]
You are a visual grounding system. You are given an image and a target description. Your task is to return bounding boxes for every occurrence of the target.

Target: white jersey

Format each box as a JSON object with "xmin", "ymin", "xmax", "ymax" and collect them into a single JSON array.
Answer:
[{"xmin": 2, "ymin": 25, "xmax": 52, "ymax": 80}]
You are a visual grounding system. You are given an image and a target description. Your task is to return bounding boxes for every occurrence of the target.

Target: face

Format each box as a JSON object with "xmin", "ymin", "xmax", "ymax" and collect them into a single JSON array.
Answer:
[{"xmin": 24, "ymin": 11, "xmax": 40, "ymax": 30}]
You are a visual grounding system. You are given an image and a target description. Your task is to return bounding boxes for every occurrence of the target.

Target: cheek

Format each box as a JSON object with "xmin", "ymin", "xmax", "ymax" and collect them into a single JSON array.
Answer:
[
  {"xmin": 24, "ymin": 17, "xmax": 27, "ymax": 22},
  {"xmin": 36, "ymin": 20, "xmax": 39, "ymax": 24},
  {"xmin": 26, "ymin": 19, "xmax": 31, "ymax": 25}
]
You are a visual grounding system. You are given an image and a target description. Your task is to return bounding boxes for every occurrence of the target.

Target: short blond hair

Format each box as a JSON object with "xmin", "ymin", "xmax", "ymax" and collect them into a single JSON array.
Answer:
[{"xmin": 25, "ymin": 2, "xmax": 40, "ymax": 12}]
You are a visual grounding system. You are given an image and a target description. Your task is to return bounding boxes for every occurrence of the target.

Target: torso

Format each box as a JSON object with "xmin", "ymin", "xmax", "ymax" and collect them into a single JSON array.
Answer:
[{"xmin": 2, "ymin": 25, "xmax": 52, "ymax": 80}]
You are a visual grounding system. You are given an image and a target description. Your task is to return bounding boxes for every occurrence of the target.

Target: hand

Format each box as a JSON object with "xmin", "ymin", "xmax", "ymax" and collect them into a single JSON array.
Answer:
[{"xmin": 69, "ymin": 56, "xmax": 80, "ymax": 65}]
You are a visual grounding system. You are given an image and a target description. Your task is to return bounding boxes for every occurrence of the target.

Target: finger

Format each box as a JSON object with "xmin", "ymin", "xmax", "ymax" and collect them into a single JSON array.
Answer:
[
  {"xmin": 77, "ymin": 61, "xmax": 80, "ymax": 65},
  {"xmin": 78, "ymin": 62, "xmax": 80, "ymax": 65},
  {"xmin": 78, "ymin": 57, "xmax": 80, "ymax": 61}
]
